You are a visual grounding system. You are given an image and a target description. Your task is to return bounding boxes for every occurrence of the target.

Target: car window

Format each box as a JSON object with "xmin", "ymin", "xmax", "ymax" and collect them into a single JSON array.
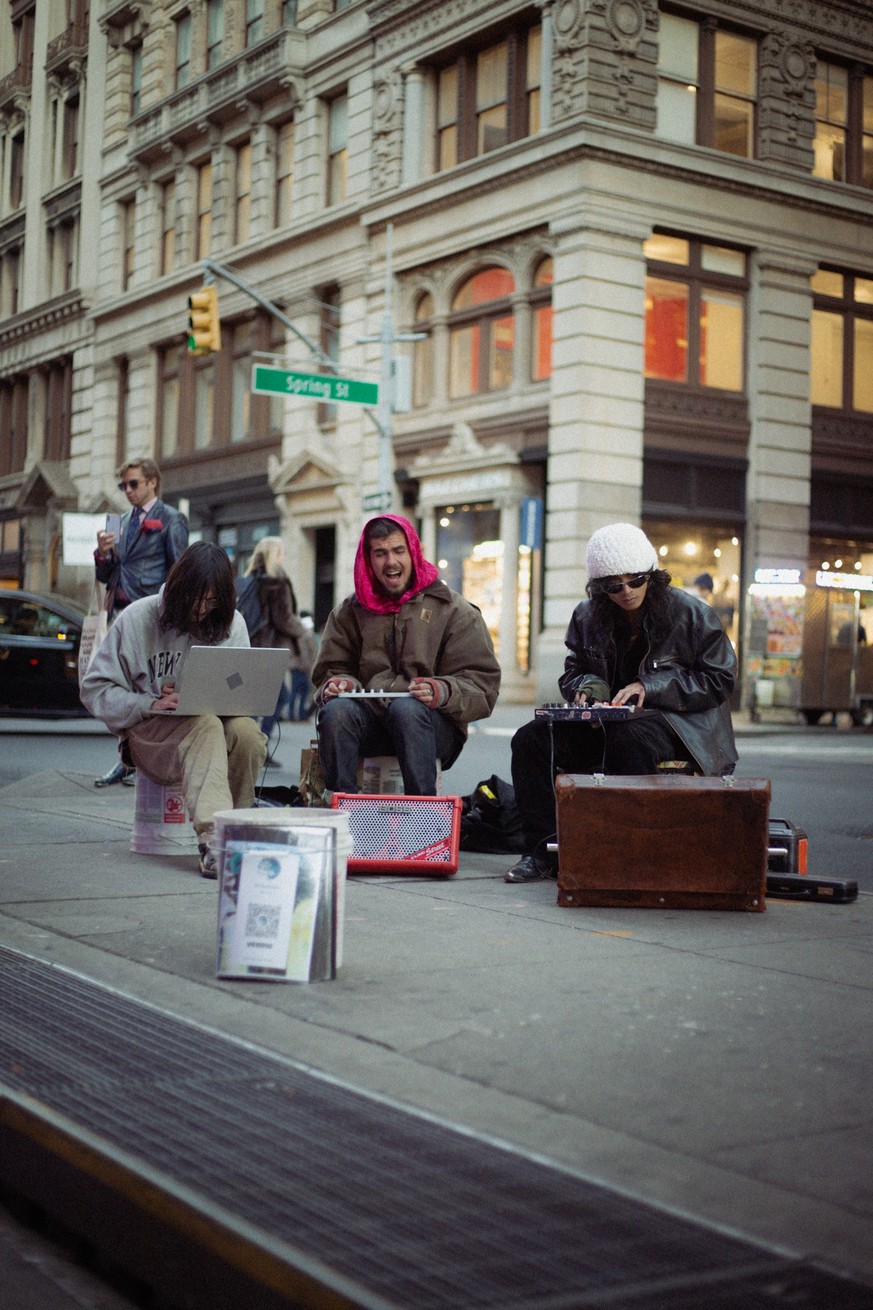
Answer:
[
  {"xmin": 0, "ymin": 599, "xmax": 77, "ymax": 639},
  {"xmin": 41, "ymin": 608, "xmax": 77, "ymax": 638},
  {"xmin": 17, "ymin": 604, "xmax": 44, "ymax": 635}
]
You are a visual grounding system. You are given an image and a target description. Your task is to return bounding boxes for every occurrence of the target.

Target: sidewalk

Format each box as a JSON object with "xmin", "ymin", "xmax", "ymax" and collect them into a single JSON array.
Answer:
[{"xmin": 1, "ymin": 716, "xmax": 871, "ymax": 1303}]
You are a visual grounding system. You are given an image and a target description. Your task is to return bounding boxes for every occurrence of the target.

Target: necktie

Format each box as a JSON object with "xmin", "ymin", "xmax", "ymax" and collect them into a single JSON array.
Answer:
[{"xmin": 126, "ymin": 506, "xmax": 143, "ymax": 551}]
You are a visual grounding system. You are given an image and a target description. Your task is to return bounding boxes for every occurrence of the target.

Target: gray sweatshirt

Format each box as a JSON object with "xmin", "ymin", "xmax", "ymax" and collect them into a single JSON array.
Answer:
[{"xmin": 81, "ymin": 588, "xmax": 250, "ymax": 736}]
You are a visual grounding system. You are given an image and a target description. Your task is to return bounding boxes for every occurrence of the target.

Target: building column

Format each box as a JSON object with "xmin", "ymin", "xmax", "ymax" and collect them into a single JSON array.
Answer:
[
  {"xmin": 51, "ymin": 88, "xmax": 64, "ymax": 185},
  {"xmin": 248, "ymin": 120, "xmax": 272, "ymax": 238},
  {"xmin": 430, "ymin": 313, "xmax": 450, "ymax": 407},
  {"xmin": 537, "ymin": 0, "xmax": 554, "ymax": 130},
  {"xmin": 401, "ymin": 66, "xmax": 426, "ymax": 185},
  {"xmin": 538, "ymin": 206, "xmax": 650, "ymax": 700},
  {"xmin": 745, "ymin": 249, "xmax": 816, "ymax": 576},
  {"xmin": 742, "ymin": 249, "xmax": 817, "ymax": 709},
  {"xmin": 495, "ymin": 488, "xmax": 523, "ymax": 695},
  {"xmin": 210, "ymin": 140, "xmax": 232, "ymax": 251},
  {"xmin": 511, "ymin": 289, "xmax": 531, "ymax": 389}
]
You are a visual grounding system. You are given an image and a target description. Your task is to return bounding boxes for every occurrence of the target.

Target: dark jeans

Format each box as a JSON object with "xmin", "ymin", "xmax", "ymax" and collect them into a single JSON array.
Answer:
[
  {"xmin": 510, "ymin": 713, "xmax": 690, "ymax": 851},
  {"xmin": 288, "ymin": 669, "xmax": 313, "ymax": 720},
  {"xmin": 260, "ymin": 676, "xmax": 292, "ymax": 740},
  {"xmin": 317, "ymin": 695, "xmax": 464, "ymax": 795}
]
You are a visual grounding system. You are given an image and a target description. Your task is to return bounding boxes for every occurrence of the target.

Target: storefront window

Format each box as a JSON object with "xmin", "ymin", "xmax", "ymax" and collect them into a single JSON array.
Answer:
[
  {"xmin": 436, "ymin": 503, "xmax": 502, "ymax": 654},
  {"xmin": 644, "ymin": 520, "xmax": 742, "ymax": 651},
  {"xmin": 217, "ymin": 519, "xmax": 279, "ymax": 576}
]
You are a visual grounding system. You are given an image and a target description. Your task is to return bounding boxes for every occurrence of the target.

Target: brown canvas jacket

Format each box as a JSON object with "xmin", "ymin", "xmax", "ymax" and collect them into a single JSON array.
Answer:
[{"xmin": 312, "ymin": 579, "xmax": 500, "ymax": 735}]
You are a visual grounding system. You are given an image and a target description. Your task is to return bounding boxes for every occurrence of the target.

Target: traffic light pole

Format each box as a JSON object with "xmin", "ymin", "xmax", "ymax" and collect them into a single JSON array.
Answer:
[
  {"xmin": 355, "ymin": 225, "xmax": 425, "ymax": 504},
  {"xmin": 200, "ymin": 256, "xmax": 389, "ymax": 444}
]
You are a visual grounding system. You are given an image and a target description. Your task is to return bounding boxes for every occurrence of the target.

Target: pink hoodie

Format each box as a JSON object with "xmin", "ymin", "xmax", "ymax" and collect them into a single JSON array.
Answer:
[{"xmin": 353, "ymin": 514, "xmax": 440, "ymax": 615}]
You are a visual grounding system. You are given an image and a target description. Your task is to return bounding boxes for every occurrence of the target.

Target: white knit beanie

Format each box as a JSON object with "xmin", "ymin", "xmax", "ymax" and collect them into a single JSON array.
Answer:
[{"xmin": 586, "ymin": 523, "xmax": 658, "ymax": 581}]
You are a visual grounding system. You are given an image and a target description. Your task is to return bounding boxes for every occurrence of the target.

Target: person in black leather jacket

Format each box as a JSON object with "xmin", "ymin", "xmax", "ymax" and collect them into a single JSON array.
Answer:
[{"xmin": 505, "ymin": 522, "xmax": 738, "ymax": 882}]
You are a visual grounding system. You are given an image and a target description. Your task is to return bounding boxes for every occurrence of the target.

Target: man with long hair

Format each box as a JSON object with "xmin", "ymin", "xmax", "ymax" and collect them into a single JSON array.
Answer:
[
  {"xmin": 313, "ymin": 514, "xmax": 500, "ymax": 796},
  {"xmin": 81, "ymin": 542, "xmax": 266, "ymax": 878},
  {"xmin": 93, "ymin": 457, "xmax": 189, "ymax": 786},
  {"xmin": 505, "ymin": 522, "xmax": 738, "ymax": 882}
]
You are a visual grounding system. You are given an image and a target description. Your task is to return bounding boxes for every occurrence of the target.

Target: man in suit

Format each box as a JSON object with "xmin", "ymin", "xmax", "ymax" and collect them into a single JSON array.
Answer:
[{"xmin": 93, "ymin": 457, "xmax": 189, "ymax": 786}]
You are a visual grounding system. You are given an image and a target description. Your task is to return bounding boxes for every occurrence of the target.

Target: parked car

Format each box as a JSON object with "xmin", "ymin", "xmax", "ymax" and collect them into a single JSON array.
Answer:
[{"xmin": 0, "ymin": 589, "xmax": 88, "ymax": 716}]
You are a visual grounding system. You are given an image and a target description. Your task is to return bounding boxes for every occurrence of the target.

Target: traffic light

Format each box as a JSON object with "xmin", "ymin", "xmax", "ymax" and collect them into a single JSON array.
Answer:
[{"xmin": 187, "ymin": 285, "xmax": 221, "ymax": 354}]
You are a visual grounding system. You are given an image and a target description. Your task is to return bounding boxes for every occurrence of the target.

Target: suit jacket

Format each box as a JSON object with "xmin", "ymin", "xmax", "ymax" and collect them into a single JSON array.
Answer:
[{"xmin": 95, "ymin": 499, "xmax": 189, "ymax": 615}]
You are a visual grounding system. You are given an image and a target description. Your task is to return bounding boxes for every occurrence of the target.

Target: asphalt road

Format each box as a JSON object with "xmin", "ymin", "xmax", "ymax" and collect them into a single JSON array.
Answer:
[{"xmin": 1, "ymin": 712, "xmax": 871, "ymax": 890}]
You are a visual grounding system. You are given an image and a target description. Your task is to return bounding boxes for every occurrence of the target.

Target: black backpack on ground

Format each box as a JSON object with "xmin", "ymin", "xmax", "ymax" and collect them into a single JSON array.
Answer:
[
  {"xmin": 459, "ymin": 775, "xmax": 525, "ymax": 854},
  {"xmin": 234, "ymin": 572, "xmax": 268, "ymax": 639}
]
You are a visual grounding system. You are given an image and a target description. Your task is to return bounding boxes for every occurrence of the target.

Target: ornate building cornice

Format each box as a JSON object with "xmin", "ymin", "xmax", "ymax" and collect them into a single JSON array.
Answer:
[{"xmin": 0, "ymin": 293, "xmax": 87, "ymax": 363}]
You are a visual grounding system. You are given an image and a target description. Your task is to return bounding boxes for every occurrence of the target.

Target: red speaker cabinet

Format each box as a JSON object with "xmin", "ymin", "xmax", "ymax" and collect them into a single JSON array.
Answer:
[{"xmin": 330, "ymin": 794, "xmax": 462, "ymax": 875}]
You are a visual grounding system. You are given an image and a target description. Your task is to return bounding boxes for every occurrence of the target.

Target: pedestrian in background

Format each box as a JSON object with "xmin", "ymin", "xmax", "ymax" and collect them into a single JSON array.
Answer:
[
  {"xmin": 243, "ymin": 536, "xmax": 309, "ymax": 765},
  {"xmin": 93, "ymin": 457, "xmax": 189, "ymax": 787},
  {"xmin": 288, "ymin": 611, "xmax": 318, "ymax": 720}
]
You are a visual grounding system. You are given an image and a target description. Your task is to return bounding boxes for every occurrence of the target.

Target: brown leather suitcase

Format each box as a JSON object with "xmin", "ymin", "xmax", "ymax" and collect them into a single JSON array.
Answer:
[{"xmin": 555, "ymin": 774, "xmax": 770, "ymax": 911}]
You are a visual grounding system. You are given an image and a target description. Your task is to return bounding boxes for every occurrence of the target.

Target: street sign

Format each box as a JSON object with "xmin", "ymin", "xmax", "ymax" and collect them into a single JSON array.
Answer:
[
  {"xmin": 251, "ymin": 364, "xmax": 378, "ymax": 406},
  {"xmin": 362, "ymin": 491, "xmax": 393, "ymax": 511}
]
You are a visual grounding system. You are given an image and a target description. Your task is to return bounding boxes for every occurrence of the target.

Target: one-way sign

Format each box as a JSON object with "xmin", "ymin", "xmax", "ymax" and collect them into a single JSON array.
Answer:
[{"xmin": 362, "ymin": 491, "xmax": 393, "ymax": 511}]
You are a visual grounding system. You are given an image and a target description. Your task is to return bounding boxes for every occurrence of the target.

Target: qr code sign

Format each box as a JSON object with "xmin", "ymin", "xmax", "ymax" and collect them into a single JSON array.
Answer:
[{"xmin": 245, "ymin": 903, "xmax": 281, "ymax": 939}]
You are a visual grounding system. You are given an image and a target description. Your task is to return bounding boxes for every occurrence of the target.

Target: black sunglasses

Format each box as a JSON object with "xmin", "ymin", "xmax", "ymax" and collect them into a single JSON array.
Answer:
[
  {"xmin": 117, "ymin": 479, "xmax": 142, "ymax": 491},
  {"xmin": 595, "ymin": 573, "xmax": 651, "ymax": 596}
]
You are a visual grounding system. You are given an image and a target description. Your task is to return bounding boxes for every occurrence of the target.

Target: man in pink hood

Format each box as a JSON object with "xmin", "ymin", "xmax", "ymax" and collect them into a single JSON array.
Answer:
[{"xmin": 312, "ymin": 515, "xmax": 500, "ymax": 795}]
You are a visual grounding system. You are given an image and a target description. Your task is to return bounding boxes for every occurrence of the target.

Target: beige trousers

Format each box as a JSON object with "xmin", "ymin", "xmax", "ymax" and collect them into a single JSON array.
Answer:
[{"xmin": 126, "ymin": 714, "xmax": 266, "ymax": 843}]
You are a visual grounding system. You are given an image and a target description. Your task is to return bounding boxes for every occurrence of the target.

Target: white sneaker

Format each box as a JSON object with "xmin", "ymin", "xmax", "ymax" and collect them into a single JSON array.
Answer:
[{"xmin": 198, "ymin": 844, "xmax": 218, "ymax": 879}]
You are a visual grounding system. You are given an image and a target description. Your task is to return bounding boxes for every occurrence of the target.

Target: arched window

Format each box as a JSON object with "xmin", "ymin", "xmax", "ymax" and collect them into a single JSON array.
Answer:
[
  {"xmin": 412, "ymin": 292, "xmax": 434, "ymax": 408},
  {"xmin": 448, "ymin": 267, "xmax": 514, "ymax": 398},
  {"xmin": 531, "ymin": 257, "xmax": 553, "ymax": 381}
]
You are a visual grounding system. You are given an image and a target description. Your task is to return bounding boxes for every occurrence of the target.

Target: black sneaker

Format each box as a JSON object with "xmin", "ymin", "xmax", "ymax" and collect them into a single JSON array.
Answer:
[{"xmin": 504, "ymin": 853, "xmax": 557, "ymax": 883}]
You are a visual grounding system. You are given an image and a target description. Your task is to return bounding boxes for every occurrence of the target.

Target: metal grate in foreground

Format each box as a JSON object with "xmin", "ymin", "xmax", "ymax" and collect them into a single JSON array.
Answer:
[{"xmin": 0, "ymin": 945, "xmax": 870, "ymax": 1310}]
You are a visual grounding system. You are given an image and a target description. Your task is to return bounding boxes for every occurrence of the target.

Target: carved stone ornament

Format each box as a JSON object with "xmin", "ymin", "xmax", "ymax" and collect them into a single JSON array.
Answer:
[
  {"xmin": 778, "ymin": 37, "xmax": 816, "ymax": 97},
  {"xmin": 604, "ymin": 0, "xmax": 646, "ymax": 52},
  {"xmin": 554, "ymin": 0, "xmax": 584, "ymax": 49},
  {"xmin": 373, "ymin": 78, "xmax": 396, "ymax": 127},
  {"xmin": 371, "ymin": 72, "xmax": 403, "ymax": 194},
  {"xmin": 446, "ymin": 421, "xmax": 482, "ymax": 457}
]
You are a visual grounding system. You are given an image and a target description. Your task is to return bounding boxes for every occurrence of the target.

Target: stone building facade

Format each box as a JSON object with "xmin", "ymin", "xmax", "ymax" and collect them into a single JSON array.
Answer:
[{"xmin": 2, "ymin": 0, "xmax": 872, "ymax": 709}]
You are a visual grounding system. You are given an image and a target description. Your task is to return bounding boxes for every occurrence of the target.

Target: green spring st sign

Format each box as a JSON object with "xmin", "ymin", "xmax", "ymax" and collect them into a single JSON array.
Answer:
[{"xmin": 251, "ymin": 364, "xmax": 379, "ymax": 406}]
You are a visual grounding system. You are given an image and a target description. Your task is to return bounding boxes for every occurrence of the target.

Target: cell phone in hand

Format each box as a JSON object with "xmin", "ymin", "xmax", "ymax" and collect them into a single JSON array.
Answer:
[{"xmin": 105, "ymin": 513, "xmax": 122, "ymax": 539}]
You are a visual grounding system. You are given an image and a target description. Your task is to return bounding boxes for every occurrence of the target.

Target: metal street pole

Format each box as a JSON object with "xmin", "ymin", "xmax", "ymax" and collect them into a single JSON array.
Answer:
[
  {"xmin": 357, "ymin": 224, "xmax": 426, "ymax": 509},
  {"xmin": 377, "ymin": 224, "xmax": 395, "ymax": 504}
]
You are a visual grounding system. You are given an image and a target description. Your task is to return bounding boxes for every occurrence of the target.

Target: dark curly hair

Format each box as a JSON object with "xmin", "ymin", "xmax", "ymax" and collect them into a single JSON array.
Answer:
[
  {"xmin": 160, "ymin": 541, "xmax": 236, "ymax": 644},
  {"xmin": 585, "ymin": 567, "xmax": 674, "ymax": 643}
]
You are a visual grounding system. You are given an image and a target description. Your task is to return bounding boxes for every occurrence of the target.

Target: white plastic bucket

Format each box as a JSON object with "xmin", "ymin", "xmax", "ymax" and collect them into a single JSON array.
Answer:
[
  {"xmin": 130, "ymin": 773, "xmax": 198, "ymax": 855},
  {"xmin": 212, "ymin": 808, "xmax": 351, "ymax": 982},
  {"xmin": 357, "ymin": 756, "xmax": 443, "ymax": 795}
]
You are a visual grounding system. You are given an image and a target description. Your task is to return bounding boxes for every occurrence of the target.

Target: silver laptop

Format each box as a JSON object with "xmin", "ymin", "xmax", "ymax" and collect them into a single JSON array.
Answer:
[{"xmin": 155, "ymin": 646, "xmax": 289, "ymax": 717}]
